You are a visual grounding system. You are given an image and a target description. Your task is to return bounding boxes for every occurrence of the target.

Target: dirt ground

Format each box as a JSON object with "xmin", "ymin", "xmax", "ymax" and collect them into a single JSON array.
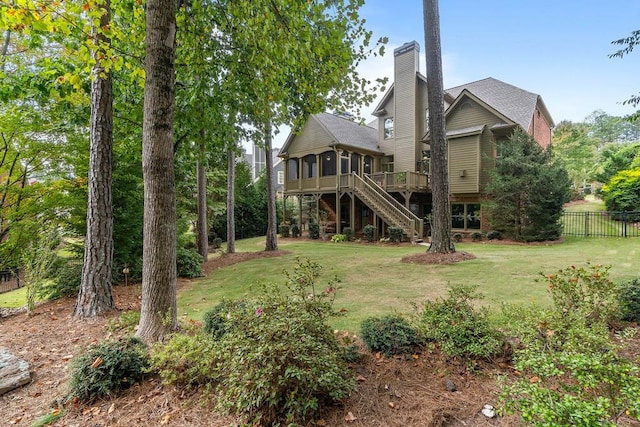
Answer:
[{"xmin": 1, "ymin": 248, "xmax": 637, "ymax": 426}]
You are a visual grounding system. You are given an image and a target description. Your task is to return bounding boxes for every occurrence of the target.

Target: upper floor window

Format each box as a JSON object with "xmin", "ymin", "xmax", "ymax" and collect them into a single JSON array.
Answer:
[
  {"xmin": 303, "ymin": 155, "xmax": 316, "ymax": 178},
  {"xmin": 341, "ymin": 151, "xmax": 350, "ymax": 174},
  {"xmin": 277, "ymin": 170, "xmax": 284, "ymax": 185},
  {"xmin": 384, "ymin": 117, "xmax": 394, "ymax": 139},
  {"xmin": 351, "ymin": 153, "xmax": 360, "ymax": 174},
  {"xmin": 287, "ymin": 158, "xmax": 299, "ymax": 180},
  {"xmin": 321, "ymin": 151, "xmax": 336, "ymax": 177}
]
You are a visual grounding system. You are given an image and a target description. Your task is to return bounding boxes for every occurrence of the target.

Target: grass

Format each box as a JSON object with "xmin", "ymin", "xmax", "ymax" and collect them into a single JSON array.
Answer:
[
  {"xmin": 0, "ymin": 286, "xmax": 28, "ymax": 308},
  {"xmin": 178, "ymin": 236, "xmax": 639, "ymax": 333}
]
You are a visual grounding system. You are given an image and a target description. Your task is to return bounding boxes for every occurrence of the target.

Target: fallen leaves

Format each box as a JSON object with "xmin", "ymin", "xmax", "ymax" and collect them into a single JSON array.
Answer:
[{"xmin": 344, "ymin": 411, "xmax": 357, "ymax": 422}]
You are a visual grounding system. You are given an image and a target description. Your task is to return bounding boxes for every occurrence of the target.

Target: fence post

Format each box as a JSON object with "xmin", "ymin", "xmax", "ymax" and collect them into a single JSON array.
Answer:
[
  {"xmin": 623, "ymin": 211, "xmax": 627, "ymax": 238},
  {"xmin": 584, "ymin": 212, "xmax": 589, "ymax": 237}
]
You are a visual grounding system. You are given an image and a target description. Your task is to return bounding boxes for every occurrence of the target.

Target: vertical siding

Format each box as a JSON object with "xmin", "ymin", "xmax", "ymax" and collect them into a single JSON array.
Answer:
[
  {"xmin": 479, "ymin": 128, "xmax": 494, "ymax": 189},
  {"xmin": 448, "ymin": 135, "xmax": 480, "ymax": 194},
  {"xmin": 286, "ymin": 116, "xmax": 335, "ymax": 157},
  {"xmin": 378, "ymin": 95, "xmax": 395, "ymax": 154},
  {"xmin": 393, "ymin": 47, "xmax": 418, "ymax": 173}
]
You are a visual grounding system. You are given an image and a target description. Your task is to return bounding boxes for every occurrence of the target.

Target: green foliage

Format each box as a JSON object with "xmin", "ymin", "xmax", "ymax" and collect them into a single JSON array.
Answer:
[
  {"xmin": 39, "ymin": 255, "xmax": 82, "ymax": 300},
  {"xmin": 68, "ymin": 337, "xmax": 149, "ymax": 402},
  {"xmin": 212, "ymin": 258, "xmax": 352, "ymax": 425},
  {"xmin": 291, "ymin": 224, "xmax": 300, "ymax": 238},
  {"xmin": 485, "ymin": 129, "xmax": 571, "ymax": 242},
  {"xmin": 279, "ymin": 223, "xmax": 290, "ymax": 238},
  {"xmin": 331, "ymin": 233, "xmax": 346, "ymax": 243},
  {"xmin": 470, "ymin": 231, "xmax": 483, "ymax": 241},
  {"xmin": 417, "ymin": 285, "xmax": 504, "ymax": 360},
  {"xmin": 619, "ymin": 278, "xmax": 640, "ymax": 323},
  {"xmin": 486, "ymin": 230, "xmax": 502, "ymax": 240},
  {"xmin": 500, "ymin": 264, "xmax": 640, "ymax": 426},
  {"xmin": 452, "ymin": 232, "xmax": 463, "ymax": 243},
  {"xmin": 594, "ymin": 142, "xmax": 640, "ymax": 184},
  {"xmin": 601, "ymin": 168, "xmax": 640, "ymax": 212},
  {"xmin": 176, "ymin": 247, "xmax": 203, "ymax": 279},
  {"xmin": 106, "ymin": 310, "xmax": 141, "ymax": 334},
  {"xmin": 21, "ymin": 227, "xmax": 59, "ymax": 312},
  {"xmin": 387, "ymin": 226, "xmax": 403, "ymax": 243},
  {"xmin": 202, "ymin": 299, "xmax": 245, "ymax": 340},
  {"xmin": 360, "ymin": 314, "xmax": 422, "ymax": 356},
  {"xmin": 363, "ymin": 224, "xmax": 376, "ymax": 242},
  {"xmin": 308, "ymin": 223, "xmax": 320, "ymax": 239},
  {"xmin": 211, "ymin": 237, "xmax": 223, "ymax": 249},
  {"xmin": 342, "ymin": 227, "xmax": 353, "ymax": 241}
]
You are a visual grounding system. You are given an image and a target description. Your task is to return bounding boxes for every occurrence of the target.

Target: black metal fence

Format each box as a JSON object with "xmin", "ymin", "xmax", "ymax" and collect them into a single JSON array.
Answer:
[
  {"xmin": 561, "ymin": 211, "xmax": 640, "ymax": 238},
  {"xmin": 0, "ymin": 268, "xmax": 22, "ymax": 294}
]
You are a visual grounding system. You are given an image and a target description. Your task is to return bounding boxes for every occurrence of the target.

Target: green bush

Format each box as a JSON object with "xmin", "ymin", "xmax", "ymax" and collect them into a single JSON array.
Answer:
[
  {"xmin": 452, "ymin": 232, "xmax": 463, "ymax": 243},
  {"xmin": 211, "ymin": 237, "xmax": 223, "ymax": 249},
  {"xmin": 387, "ymin": 226, "xmax": 403, "ymax": 243},
  {"xmin": 500, "ymin": 264, "xmax": 640, "ymax": 426},
  {"xmin": 105, "ymin": 310, "xmax": 140, "ymax": 334},
  {"xmin": 363, "ymin": 224, "xmax": 376, "ymax": 242},
  {"xmin": 601, "ymin": 168, "xmax": 640, "ymax": 212},
  {"xmin": 470, "ymin": 231, "xmax": 483, "ymax": 241},
  {"xmin": 68, "ymin": 337, "xmax": 149, "ymax": 402},
  {"xmin": 308, "ymin": 223, "xmax": 320, "ymax": 239},
  {"xmin": 202, "ymin": 299, "xmax": 245, "ymax": 340},
  {"xmin": 343, "ymin": 227, "xmax": 353, "ymax": 241},
  {"xmin": 291, "ymin": 224, "xmax": 300, "ymax": 238},
  {"xmin": 176, "ymin": 247, "xmax": 203, "ymax": 278},
  {"xmin": 213, "ymin": 258, "xmax": 352, "ymax": 425},
  {"xmin": 279, "ymin": 223, "xmax": 290, "ymax": 238},
  {"xmin": 360, "ymin": 314, "xmax": 422, "ymax": 356},
  {"xmin": 486, "ymin": 230, "xmax": 502, "ymax": 240},
  {"xmin": 40, "ymin": 256, "xmax": 82, "ymax": 300},
  {"xmin": 331, "ymin": 233, "xmax": 346, "ymax": 243},
  {"xmin": 417, "ymin": 284, "xmax": 503, "ymax": 360},
  {"xmin": 619, "ymin": 278, "xmax": 640, "ymax": 323}
]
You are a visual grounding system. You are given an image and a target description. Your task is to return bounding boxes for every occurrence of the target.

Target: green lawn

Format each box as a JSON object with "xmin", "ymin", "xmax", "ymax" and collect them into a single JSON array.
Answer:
[
  {"xmin": 0, "ymin": 286, "xmax": 28, "ymax": 308},
  {"xmin": 178, "ymin": 236, "xmax": 639, "ymax": 332}
]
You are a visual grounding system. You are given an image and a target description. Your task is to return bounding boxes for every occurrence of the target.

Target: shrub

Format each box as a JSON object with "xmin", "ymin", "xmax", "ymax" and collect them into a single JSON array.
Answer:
[
  {"xmin": 619, "ymin": 278, "xmax": 640, "ymax": 323},
  {"xmin": 363, "ymin": 224, "xmax": 376, "ymax": 242},
  {"xmin": 68, "ymin": 337, "xmax": 149, "ymax": 402},
  {"xmin": 486, "ymin": 230, "xmax": 502, "ymax": 240},
  {"xmin": 202, "ymin": 299, "xmax": 245, "ymax": 340},
  {"xmin": 40, "ymin": 256, "xmax": 82, "ymax": 300},
  {"xmin": 291, "ymin": 224, "xmax": 300, "ymax": 238},
  {"xmin": 452, "ymin": 232, "xmax": 463, "ymax": 243},
  {"xmin": 308, "ymin": 223, "xmax": 320, "ymax": 239},
  {"xmin": 387, "ymin": 226, "xmax": 403, "ymax": 243},
  {"xmin": 360, "ymin": 314, "xmax": 422, "ymax": 356},
  {"xmin": 470, "ymin": 231, "xmax": 483, "ymax": 241},
  {"xmin": 213, "ymin": 258, "xmax": 352, "ymax": 425},
  {"xmin": 601, "ymin": 168, "xmax": 640, "ymax": 212},
  {"xmin": 176, "ymin": 247, "xmax": 203, "ymax": 278},
  {"xmin": 106, "ymin": 310, "xmax": 141, "ymax": 334},
  {"xmin": 279, "ymin": 223, "xmax": 290, "ymax": 238},
  {"xmin": 343, "ymin": 227, "xmax": 353, "ymax": 241},
  {"xmin": 211, "ymin": 237, "xmax": 223, "ymax": 249},
  {"xmin": 331, "ymin": 233, "xmax": 346, "ymax": 243},
  {"xmin": 417, "ymin": 284, "xmax": 503, "ymax": 360}
]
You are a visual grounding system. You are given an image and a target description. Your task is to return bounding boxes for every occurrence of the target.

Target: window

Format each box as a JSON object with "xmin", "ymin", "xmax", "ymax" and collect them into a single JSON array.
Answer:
[
  {"xmin": 277, "ymin": 170, "xmax": 284, "ymax": 185},
  {"xmin": 287, "ymin": 158, "xmax": 298, "ymax": 180},
  {"xmin": 384, "ymin": 117, "xmax": 394, "ymax": 139},
  {"xmin": 363, "ymin": 155, "xmax": 372, "ymax": 174},
  {"xmin": 303, "ymin": 155, "xmax": 316, "ymax": 178},
  {"xmin": 321, "ymin": 151, "xmax": 336, "ymax": 176},
  {"xmin": 425, "ymin": 109, "xmax": 430, "ymax": 133},
  {"xmin": 341, "ymin": 151, "xmax": 349, "ymax": 174},
  {"xmin": 451, "ymin": 203, "xmax": 481, "ymax": 230},
  {"xmin": 351, "ymin": 153, "xmax": 360, "ymax": 174}
]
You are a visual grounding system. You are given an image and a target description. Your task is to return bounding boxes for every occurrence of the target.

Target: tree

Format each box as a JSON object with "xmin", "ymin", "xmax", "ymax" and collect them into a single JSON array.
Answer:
[
  {"xmin": 226, "ymin": 147, "xmax": 236, "ymax": 254},
  {"xmin": 485, "ymin": 130, "xmax": 571, "ymax": 242},
  {"xmin": 263, "ymin": 121, "xmax": 278, "ymax": 251},
  {"xmin": 196, "ymin": 130, "xmax": 208, "ymax": 261},
  {"xmin": 74, "ymin": 0, "xmax": 115, "ymax": 318},
  {"xmin": 551, "ymin": 120, "xmax": 598, "ymax": 193},
  {"xmin": 595, "ymin": 142, "xmax": 640, "ymax": 184},
  {"xmin": 423, "ymin": 0, "xmax": 454, "ymax": 253},
  {"xmin": 601, "ymin": 168, "xmax": 640, "ymax": 212},
  {"xmin": 136, "ymin": 0, "xmax": 178, "ymax": 342},
  {"xmin": 610, "ymin": 30, "xmax": 640, "ymax": 122}
]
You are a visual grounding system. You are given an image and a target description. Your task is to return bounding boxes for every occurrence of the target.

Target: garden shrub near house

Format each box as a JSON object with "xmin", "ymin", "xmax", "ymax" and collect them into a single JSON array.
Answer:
[
  {"xmin": 387, "ymin": 226, "xmax": 403, "ymax": 243},
  {"xmin": 363, "ymin": 224, "xmax": 376, "ymax": 242},
  {"xmin": 452, "ymin": 232, "xmax": 463, "ymax": 243},
  {"xmin": 343, "ymin": 227, "xmax": 353, "ymax": 241},
  {"xmin": 470, "ymin": 231, "xmax": 483, "ymax": 241},
  {"xmin": 360, "ymin": 314, "xmax": 422, "ymax": 356},
  {"xmin": 486, "ymin": 230, "xmax": 502, "ymax": 240},
  {"xmin": 202, "ymin": 299, "xmax": 246, "ymax": 340},
  {"xmin": 308, "ymin": 223, "xmax": 320, "ymax": 239},
  {"xmin": 291, "ymin": 224, "xmax": 300, "ymax": 237},
  {"xmin": 619, "ymin": 278, "xmax": 640, "ymax": 323},
  {"xmin": 601, "ymin": 168, "xmax": 640, "ymax": 214},
  {"xmin": 331, "ymin": 233, "xmax": 346, "ymax": 243}
]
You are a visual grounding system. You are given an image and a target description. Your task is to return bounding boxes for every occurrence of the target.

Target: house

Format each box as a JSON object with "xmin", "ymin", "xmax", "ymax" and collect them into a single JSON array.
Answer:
[{"xmin": 277, "ymin": 40, "xmax": 554, "ymax": 239}]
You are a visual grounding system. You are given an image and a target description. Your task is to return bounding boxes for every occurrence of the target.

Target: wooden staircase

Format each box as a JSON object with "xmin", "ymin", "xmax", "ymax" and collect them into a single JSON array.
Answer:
[{"xmin": 344, "ymin": 173, "xmax": 424, "ymax": 241}]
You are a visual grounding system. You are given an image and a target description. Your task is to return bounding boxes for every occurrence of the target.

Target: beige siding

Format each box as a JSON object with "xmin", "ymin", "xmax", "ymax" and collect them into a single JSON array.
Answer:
[
  {"xmin": 393, "ymin": 48, "xmax": 417, "ymax": 173},
  {"xmin": 378, "ymin": 94, "xmax": 395, "ymax": 154},
  {"xmin": 479, "ymin": 128, "xmax": 494, "ymax": 189},
  {"xmin": 447, "ymin": 98, "xmax": 503, "ymax": 131},
  {"xmin": 448, "ymin": 135, "xmax": 480, "ymax": 194},
  {"xmin": 285, "ymin": 116, "xmax": 335, "ymax": 158}
]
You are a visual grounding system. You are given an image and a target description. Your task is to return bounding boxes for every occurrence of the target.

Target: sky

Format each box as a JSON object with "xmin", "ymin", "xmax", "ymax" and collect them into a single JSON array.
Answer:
[{"xmin": 265, "ymin": 0, "xmax": 640, "ymax": 150}]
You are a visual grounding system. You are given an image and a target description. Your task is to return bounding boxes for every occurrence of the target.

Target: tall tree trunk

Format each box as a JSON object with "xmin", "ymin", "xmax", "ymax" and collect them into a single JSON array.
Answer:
[
  {"xmin": 226, "ymin": 148, "xmax": 236, "ymax": 254},
  {"xmin": 196, "ymin": 129, "xmax": 208, "ymax": 262},
  {"xmin": 136, "ymin": 0, "xmax": 178, "ymax": 343},
  {"xmin": 423, "ymin": 0, "xmax": 455, "ymax": 253},
  {"xmin": 74, "ymin": 0, "xmax": 115, "ymax": 318},
  {"xmin": 264, "ymin": 121, "xmax": 278, "ymax": 251}
]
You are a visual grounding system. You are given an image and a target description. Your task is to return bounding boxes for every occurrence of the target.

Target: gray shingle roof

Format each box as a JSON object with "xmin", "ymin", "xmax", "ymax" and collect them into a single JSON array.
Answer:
[
  {"xmin": 445, "ymin": 77, "xmax": 540, "ymax": 130},
  {"xmin": 314, "ymin": 112, "xmax": 380, "ymax": 153}
]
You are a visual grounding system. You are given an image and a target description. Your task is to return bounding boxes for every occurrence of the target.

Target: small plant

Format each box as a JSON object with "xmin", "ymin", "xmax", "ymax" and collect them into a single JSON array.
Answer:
[
  {"xmin": 360, "ymin": 314, "xmax": 422, "ymax": 356},
  {"xmin": 291, "ymin": 224, "xmax": 300, "ymax": 238},
  {"xmin": 452, "ymin": 232, "xmax": 463, "ymax": 243},
  {"xmin": 211, "ymin": 237, "xmax": 223, "ymax": 249},
  {"xmin": 176, "ymin": 247, "xmax": 203, "ymax": 278},
  {"xmin": 470, "ymin": 231, "xmax": 483, "ymax": 241},
  {"xmin": 363, "ymin": 224, "xmax": 376, "ymax": 242},
  {"xmin": 486, "ymin": 230, "xmax": 502, "ymax": 240},
  {"xmin": 387, "ymin": 226, "xmax": 403, "ymax": 243},
  {"xmin": 417, "ymin": 284, "xmax": 504, "ymax": 360},
  {"xmin": 40, "ymin": 256, "xmax": 82, "ymax": 300},
  {"xmin": 308, "ymin": 223, "xmax": 320, "ymax": 239},
  {"xmin": 68, "ymin": 337, "xmax": 149, "ymax": 402},
  {"xmin": 279, "ymin": 223, "xmax": 290, "ymax": 237},
  {"xmin": 106, "ymin": 310, "xmax": 141, "ymax": 334},
  {"xmin": 343, "ymin": 227, "xmax": 353, "ymax": 241},
  {"xmin": 619, "ymin": 278, "xmax": 640, "ymax": 323},
  {"xmin": 202, "ymin": 299, "xmax": 245, "ymax": 340},
  {"xmin": 331, "ymin": 233, "xmax": 346, "ymax": 243}
]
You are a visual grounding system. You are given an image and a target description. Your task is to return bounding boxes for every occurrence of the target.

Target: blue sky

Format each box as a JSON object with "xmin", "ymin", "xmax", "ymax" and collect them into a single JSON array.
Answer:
[{"xmin": 266, "ymin": 1, "xmax": 640, "ymax": 150}]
